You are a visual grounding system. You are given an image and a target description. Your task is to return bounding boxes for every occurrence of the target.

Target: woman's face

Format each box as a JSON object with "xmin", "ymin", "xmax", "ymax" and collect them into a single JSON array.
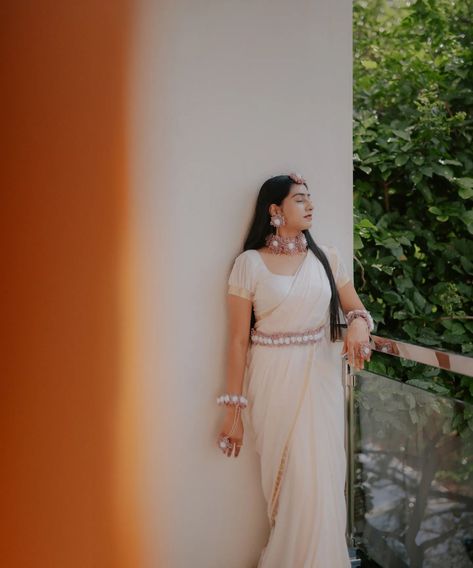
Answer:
[{"xmin": 271, "ymin": 184, "xmax": 314, "ymax": 230}]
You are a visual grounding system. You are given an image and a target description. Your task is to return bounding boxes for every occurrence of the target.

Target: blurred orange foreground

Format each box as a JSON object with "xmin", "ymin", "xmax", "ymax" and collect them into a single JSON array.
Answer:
[{"xmin": 0, "ymin": 3, "xmax": 144, "ymax": 567}]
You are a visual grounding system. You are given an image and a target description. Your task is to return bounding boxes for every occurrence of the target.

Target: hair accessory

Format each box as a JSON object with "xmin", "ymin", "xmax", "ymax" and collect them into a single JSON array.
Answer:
[
  {"xmin": 289, "ymin": 172, "xmax": 306, "ymax": 184},
  {"xmin": 270, "ymin": 212, "xmax": 286, "ymax": 228},
  {"xmin": 265, "ymin": 231, "xmax": 308, "ymax": 255},
  {"xmin": 346, "ymin": 309, "xmax": 374, "ymax": 333}
]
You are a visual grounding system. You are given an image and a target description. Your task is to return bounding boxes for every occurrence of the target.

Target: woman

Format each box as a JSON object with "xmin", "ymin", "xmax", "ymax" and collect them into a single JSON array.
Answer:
[{"xmin": 217, "ymin": 173, "xmax": 373, "ymax": 568}]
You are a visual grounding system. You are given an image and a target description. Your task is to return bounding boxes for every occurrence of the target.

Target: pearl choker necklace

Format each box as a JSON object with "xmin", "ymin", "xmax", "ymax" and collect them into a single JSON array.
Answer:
[{"xmin": 264, "ymin": 231, "xmax": 308, "ymax": 255}]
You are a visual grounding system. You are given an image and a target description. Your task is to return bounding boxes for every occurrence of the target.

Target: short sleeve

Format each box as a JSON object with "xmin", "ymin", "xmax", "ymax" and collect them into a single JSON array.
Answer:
[
  {"xmin": 327, "ymin": 245, "xmax": 351, "ymax": 288},
  {"xmin": 227, "ymin": 252, "xmax": 256, "ymax": 301}
]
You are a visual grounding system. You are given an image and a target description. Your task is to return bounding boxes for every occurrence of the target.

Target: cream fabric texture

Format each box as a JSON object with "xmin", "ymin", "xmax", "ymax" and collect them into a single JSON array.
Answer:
[{"xmin": 227, "ymin": 244, "xmax": 351, "ymax": 568}]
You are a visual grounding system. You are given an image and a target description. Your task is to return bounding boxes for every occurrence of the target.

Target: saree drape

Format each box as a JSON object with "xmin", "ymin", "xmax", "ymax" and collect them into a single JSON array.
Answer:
[{"xmin": 228, "ymin": 244, "xmax": 351, "ymax": 568}]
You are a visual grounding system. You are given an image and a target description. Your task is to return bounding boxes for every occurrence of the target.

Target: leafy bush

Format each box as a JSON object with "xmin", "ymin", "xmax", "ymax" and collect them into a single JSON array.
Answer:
[{"xmin": 353, "ymin": 0, "xmax": 473, "ymax": 401}]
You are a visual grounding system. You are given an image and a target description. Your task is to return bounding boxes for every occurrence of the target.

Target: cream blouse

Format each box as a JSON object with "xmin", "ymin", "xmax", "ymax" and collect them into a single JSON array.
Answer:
[{"xmin": 227, "ymin": 243, "xmax": 351, "ymax": 318}]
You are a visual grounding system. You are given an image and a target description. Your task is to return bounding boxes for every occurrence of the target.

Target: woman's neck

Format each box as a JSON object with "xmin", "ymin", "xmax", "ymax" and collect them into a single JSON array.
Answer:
[{"xmin": 278, "ymin": 228, "xmax": 304, "ymax": 238}]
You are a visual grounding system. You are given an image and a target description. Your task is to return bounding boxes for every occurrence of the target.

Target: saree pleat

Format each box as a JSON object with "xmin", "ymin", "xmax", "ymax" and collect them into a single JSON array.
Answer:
[{"xmin": 233, "ymin": 246, "xmax": 351, "ymax": 568}]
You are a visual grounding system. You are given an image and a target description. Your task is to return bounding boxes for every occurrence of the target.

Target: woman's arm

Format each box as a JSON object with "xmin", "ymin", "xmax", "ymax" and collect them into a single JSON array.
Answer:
[
  {"xmin": 225, "ymin": 294, "xmax": 252, "ymax": 394},
  {"xmin": 218, "ymin": 294, "xmax": 252, "ymax": 457},
  {"xmin": 337, "ymin": 280, "xmax": 365, "ymax": 315},
  {"xmin": 337, "ymin": 280, "xmax": 372, "ymax": 369}
]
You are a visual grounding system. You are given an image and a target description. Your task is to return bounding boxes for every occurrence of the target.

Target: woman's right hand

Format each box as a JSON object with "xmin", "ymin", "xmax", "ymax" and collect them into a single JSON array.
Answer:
[{"xmin": 218, "ymin": 407, "xmax": 244, "ymax": 458}]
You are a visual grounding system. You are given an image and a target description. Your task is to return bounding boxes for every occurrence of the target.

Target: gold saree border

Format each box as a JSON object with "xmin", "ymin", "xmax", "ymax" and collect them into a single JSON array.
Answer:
[{"xmin": 268, "ymin": 343, "xmax": 317, "ymax": 526}]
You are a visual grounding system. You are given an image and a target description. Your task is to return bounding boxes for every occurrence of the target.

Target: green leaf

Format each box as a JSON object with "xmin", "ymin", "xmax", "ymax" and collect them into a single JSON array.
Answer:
[
  {"xmin": 405, "ymin": 298, "xmax": 416, "ymax": 314},
  {"xmin": 464, "ymin": 322, "xmax": 473, "ymax": 334},
  {"xmin": 402, "ymin": 322, "xmax": 418, "ymax": 338},
  {"xmin": 417, "ymin": 336, "xmax": 441, "ymax": 346},
  {"xmin": 393, "ymin": 310, "xmax": 408, "ymax": 320},
  {"xmin": 440, "ymin": 320, "xmax": 465, "ymax": 334},
  {"xmin": 420, "ymin": 166, "xmax": 433, "ymax": 178},
  {"xmin": 461, "ymin": 210, "xmax": 473, "ymax": 233},
  {"xmin": 354, "ymin": 233, "xmax": 364, "ymax": 250},
  {"xmin": 413, "ymin": 290, "xmax": 427, "ymax": 310},
  {"xmin": 456, "ymin": 178, "xmax": 473, "ymax": 199},
  {"xmin": 441, "ymin": 332, "xmax": 466, "ymax": 345},
  {"xmin": 395, "ymin": 154, "xmax": 409, "ymax": 167},
  {"xmin": 361, "ymin": 59, "xmax": 378, "ymax": 69},
  {"xmin": 422, "ymin": 366, "xmax": 440, "ymax": 378},
  {"xmin": 392, "ymin": 129, "xmax": 411, "ymax": 142},
  {"xmin": 460, "ymin": 256, "xmax": 473, "ymax": 274},
  {"xmin": 358, "ymin": 218, "xmax": 378, "ymax": 230},
  {"xmin": 456, "ymin": 178, "xmax": 473, "ymax": 190},
  {"xmin": 384, "ymin": 290, "xmax": 402, "ymax": 304},
  {"xmin": 432, "ymin": 164, "xmax": 455, "ymax": 181},
  {"xmin": 406, "ymin": 378, "xmax": 448, "ymax": 394},
  {"xmin": 459, "ymin": 188, "xmax": 473, "ymax": 199}
]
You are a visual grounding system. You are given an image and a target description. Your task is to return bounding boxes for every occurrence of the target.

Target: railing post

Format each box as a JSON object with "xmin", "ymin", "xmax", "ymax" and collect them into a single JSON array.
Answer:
[{"xmin": 343, "ymin": 354, "xmax": 361, "ymax": 566}]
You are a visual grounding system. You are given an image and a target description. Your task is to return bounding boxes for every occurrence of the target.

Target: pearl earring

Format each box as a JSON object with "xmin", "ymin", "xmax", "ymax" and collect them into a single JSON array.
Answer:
[{"xmin": 270, "ymin": 212, "xmax": 286, "ymax": 228}]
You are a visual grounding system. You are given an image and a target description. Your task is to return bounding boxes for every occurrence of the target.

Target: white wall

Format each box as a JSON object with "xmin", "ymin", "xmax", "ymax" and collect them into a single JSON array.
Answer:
[{"xmin": 129, "ymin": 1, "xmax": 353, "ymax": 566}]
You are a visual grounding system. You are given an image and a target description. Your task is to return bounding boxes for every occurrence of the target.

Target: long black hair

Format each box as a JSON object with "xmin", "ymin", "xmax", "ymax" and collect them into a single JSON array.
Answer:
[{"xmin": 241, "ymin": 174, "xmax": 344, "ymax": 342}]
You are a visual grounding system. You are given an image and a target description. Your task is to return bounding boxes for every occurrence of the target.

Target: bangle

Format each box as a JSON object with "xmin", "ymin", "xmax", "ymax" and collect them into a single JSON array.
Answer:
[
  {"xmin": 217, "ymin": 393, "xmax": 248, "ymax": 408},
  {"xmin": 346, "ymin": 309, "xmax": 374, "ymax": 333}
]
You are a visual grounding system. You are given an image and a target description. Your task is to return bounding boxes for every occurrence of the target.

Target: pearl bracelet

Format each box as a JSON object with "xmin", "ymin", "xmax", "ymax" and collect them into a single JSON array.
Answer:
[
  {"xmin": 346, "ymin": 309, "xmax": 374, "ymax": 333},
  {"xmin": 217, "ymin": 393, "xmax": 248, "ymax": 408}
]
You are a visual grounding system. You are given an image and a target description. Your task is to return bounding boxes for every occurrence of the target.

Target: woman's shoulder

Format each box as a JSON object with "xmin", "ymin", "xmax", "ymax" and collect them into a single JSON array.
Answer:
[
  {"xmin": 227, "ymin": 249, "xmax": 261, "ymax": 298},
  {"xmin": 317, "ymin": 242, "xmax": 340, "ymax": 255},
  {"xmin": 230, "ymin": 249, "xmax": 263, "ymax": 276},
  {"xmin": 316, "ymin": 242, "xmax": 343, "ymax": 270},
  {"xmin": 317, "ymin": 242, "xmax": 334, "ymax": 255},
  {"xmin": 233, "ymin": 249, "xmax": 260, "ymax": 263}
]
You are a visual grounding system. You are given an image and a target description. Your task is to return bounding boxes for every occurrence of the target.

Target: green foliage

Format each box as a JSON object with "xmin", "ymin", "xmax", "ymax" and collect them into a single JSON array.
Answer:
[{"xmin": 353, "ymin": 0, "xmax": 473, "ymax": 402}]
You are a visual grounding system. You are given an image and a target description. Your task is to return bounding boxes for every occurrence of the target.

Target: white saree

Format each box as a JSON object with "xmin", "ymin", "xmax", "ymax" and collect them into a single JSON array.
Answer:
[{"xmin": 228, "ymin": 244, "xmax": 351, "ymax": 568}]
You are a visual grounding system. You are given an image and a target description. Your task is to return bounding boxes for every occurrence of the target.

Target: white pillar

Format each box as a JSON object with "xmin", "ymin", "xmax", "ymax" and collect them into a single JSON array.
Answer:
[{"xmin": 129, "ymin": 1, "xmax": 352, "ymax": 566}]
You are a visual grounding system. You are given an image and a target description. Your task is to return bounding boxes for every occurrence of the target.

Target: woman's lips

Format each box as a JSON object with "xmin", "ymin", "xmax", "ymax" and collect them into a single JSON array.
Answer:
[{"xmin": 304, "ymin": 215, "xmax": 312, "ymax": 219}]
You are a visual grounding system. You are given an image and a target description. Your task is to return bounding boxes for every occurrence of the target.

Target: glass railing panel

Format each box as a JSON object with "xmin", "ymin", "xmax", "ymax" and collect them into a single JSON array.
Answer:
[{"xmin": 352, "ymin": 370, "xmax": 473, "ymax": 568}]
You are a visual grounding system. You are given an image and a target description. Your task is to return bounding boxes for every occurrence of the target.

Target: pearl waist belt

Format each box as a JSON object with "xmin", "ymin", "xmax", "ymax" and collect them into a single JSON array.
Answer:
[{"xmin": 250, "ymin": 324, "xmax": 326, "ymax": 347}]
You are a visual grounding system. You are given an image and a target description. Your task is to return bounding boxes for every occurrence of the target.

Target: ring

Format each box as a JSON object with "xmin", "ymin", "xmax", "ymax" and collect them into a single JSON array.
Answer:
[
  {"xmin": 218, "ymin": 434, "xmax": 232, "ymax": 451},
  {"xmin": 358, "ymin": 342, "xmax": 371, "ymax": 359}
]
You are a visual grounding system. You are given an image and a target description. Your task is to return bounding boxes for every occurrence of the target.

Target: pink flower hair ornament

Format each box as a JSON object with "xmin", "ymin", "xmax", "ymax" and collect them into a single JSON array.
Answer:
[{"xmin": 288, "ymin": 172, "xmax": 306, "ymax": 185}]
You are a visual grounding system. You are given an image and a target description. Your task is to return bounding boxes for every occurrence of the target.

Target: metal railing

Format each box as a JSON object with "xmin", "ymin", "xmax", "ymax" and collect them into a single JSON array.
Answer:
[{"xmin": 342, "ymin": 332, "xmax": 473, "ymax": 568}]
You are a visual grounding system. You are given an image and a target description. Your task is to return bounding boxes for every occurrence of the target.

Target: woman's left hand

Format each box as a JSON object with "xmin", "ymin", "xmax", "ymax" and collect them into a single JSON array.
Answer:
[{"xmin": 341, "ymin": 318, "xmax": 372, "ymax": 371}]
